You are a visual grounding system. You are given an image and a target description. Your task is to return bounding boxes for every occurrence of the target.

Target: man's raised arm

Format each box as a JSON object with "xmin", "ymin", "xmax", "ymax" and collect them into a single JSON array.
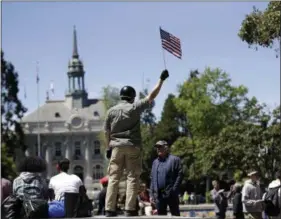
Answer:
[{"xmin": 146, "ymin": 70, "xmax": 169, "ymax": 104}]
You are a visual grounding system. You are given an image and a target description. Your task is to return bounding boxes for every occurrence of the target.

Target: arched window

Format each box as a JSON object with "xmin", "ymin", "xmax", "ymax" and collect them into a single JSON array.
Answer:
[
  {"xmin": 34, "ymin": 144, "xmax": 38, "ymax": 156},
  {"xmin": 74, "ymin": 141, "xmax": 81, "ymax": 160},
  {"xmin": 55, "ymin": 142, "xmax": 62, "ymax": 157},
  {"xmin": 94, "ymin": 140, "xmax": 100, "ymax": 155},
  {"xmin": 93, "ymin": 165, "xmax": 103, "ymax": 180},
  {"xmin": 93, "ymin": 111, "xmax": 99, "ymax": 117}
]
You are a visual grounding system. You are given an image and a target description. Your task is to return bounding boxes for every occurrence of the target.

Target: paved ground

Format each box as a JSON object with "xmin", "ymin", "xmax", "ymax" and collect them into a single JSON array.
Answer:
[{"xmin": 64, "ymin": 217, "xmax": 214, "ymax": 219}]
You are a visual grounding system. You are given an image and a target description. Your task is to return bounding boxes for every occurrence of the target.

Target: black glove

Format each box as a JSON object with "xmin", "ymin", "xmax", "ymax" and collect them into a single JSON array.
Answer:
[
  {"xmin": 106, "ymin": 148, "xmax": 112, "ymax": 159},
  {"xmin": 160, "ymin": 69, "xmax": 169, "ymax": 81}
]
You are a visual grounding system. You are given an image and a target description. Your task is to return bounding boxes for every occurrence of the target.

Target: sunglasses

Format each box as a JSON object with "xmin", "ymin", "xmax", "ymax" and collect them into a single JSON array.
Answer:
[{"xmin": 155, "ymin": 145, "xmax": 166, "ymax": 149}]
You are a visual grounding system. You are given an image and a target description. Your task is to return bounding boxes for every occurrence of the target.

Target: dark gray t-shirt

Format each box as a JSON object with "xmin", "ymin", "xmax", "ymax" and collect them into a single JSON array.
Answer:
[{"xmin": 104, "ymin": 98, "xmax": 150, "ymax": 147}]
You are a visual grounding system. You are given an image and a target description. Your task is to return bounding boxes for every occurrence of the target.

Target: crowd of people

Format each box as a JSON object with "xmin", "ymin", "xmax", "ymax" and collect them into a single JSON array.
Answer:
[
  {"xmin": 1, "ymin": 157, "xmax": 93, "ymax": 218},
  {"xmin": 1, "ymin": 70, "xmax": 280, "ymax": 219},
  {"xmin": 208, "ymin": 170, "xmax": 281, "ymax": 219},
  {"xmin": 1, "ymin": 155, "xmax": 281, "ymax": 219}
]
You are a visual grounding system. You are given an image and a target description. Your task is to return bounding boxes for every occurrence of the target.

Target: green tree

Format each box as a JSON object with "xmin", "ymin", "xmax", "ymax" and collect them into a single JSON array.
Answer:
[
  {"xmin": 238, "ymin": 2, "xmax": 281, "ymax": 56},
  {"xmin": 140, "ymin": 124, "xmax": 157, "ymax": 183},
  {"xmin": 173, "ymin": 68, "xmax": 280, "ymax": 181},
  {"xmin": 139, "ymin": 88, "xmax": 156, "ymax": 126},
  {"xmin": 173, "ymin": 68, "xmax": 252, "ymax": 179},
  {"xmin": 1, "ymin": 51, "xmax": 27, "ymax": 179},
  {"xmin": 171, "ymin": 137, "xmax": 195, "ymax": 179},
  {"xmin": 139, "ymin": 88, "xmax": 157, "ymax": 183},
  {"xmin": 197, "ymin": 104, "xmax": 280, "ymax": 182},
  {"xmin": 102, "ymin": 85, "xmax": 120, "ymax": 110},
  {"xmin": 1, "ymin": 144, "xmax": 17, "ymax": 180},
  {"xmin": 154, "ymin": 94, "xmax": 182, "ymax": 145},
  {"xmin": 174, "ymin": 68, "xmax": 248, "ymax": 138}
]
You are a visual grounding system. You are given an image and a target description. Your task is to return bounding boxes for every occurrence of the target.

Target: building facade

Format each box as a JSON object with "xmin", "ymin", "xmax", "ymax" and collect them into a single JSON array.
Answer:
[{"xmin": 20, "ymin": 27, "xmax": 106, "ymax": 191}]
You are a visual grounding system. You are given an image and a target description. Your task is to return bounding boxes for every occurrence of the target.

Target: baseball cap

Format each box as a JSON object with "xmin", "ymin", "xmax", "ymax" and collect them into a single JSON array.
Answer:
[
  {"xmin": 100, "ymin": 176, "xmax": 109, "ymax": 185},
  {"xmin": 154, "ymin": 140, "xmax": 168, "ymax": 147},
  {"xmin": 247, "ymin": 170, "xmax": 258, "ymax": 176}
]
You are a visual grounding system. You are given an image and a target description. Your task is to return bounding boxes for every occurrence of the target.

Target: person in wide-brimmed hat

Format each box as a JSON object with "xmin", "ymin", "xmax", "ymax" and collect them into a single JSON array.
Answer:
[{"xmin": 241, "ymin": 170, "xmax": 263, "ymax": 219}]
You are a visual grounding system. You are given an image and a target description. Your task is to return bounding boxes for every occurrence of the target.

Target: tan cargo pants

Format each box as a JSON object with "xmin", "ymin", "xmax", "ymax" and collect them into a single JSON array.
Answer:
[{"xmin": 105, "ymin": 146, "xmax": 141, "ymax": 212}]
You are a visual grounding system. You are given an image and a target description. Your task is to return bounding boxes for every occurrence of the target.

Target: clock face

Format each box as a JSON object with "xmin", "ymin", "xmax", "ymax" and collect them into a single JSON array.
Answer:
[{"xmin": 71, "ymin": 116, "xmax": 82, "ymax": 128}]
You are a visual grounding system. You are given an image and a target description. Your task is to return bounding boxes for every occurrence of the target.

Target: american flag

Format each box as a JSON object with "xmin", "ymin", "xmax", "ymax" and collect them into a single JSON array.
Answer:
[{"xmin": 160, "ymin": 28, "xmax": 182, "ymax": 59}]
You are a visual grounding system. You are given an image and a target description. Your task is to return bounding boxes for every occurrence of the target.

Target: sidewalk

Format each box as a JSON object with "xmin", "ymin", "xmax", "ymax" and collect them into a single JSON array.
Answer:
[{"xmin": 64, "ymin": 217, "xmax": 216, "ymax": 219}]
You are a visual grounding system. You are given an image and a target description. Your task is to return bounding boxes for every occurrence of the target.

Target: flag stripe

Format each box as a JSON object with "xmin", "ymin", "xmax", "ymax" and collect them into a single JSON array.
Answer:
[
  {"xmin": 162, "ymin": 46, "xmax": 181, "ymax": 59},
  {"xmin": 162, "ymin": 41, "xmax": 182, "ymax": 57},
  {"xmin": 162, "ymin": 41, "xmax": 182, "ymax": 58},
  {"xmin": 160, "ymin": 28, "xmax": 182, "ymax": 59},
  {"xmin": 162, "ymin": 40, "xmax": 181, "ymax": 53}
]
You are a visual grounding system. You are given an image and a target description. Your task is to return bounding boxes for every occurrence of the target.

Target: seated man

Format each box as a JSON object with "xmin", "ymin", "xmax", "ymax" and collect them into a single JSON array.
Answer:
[
  {"xmin": 49, "ymin": 159, "xmax": 86, "ymax": 217},
  {"xmin": 49, "ymin": 158, "xmax": 83, "ymax": 201}
]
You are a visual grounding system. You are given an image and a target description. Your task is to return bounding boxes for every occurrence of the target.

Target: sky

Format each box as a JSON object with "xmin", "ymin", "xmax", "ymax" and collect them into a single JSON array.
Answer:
[{"xmin": 2, "ymin": 2, "xmax": 280, "ymax": 120}]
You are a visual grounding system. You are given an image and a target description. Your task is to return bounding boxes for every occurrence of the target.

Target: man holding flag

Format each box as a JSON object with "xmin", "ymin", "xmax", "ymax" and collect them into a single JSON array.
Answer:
[
  {"xmin": 103, "ymin": 26, "xmax": 182, "ymax": 217},
  {"xmin": 104, "ymin": 70, "xmax": 169, "ymax": 217}
]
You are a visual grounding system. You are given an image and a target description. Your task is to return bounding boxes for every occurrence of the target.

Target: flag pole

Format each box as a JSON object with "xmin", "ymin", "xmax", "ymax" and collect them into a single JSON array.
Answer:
[
  {"xmin": 162, "ymin": 47, "xmax": 167, "ymax": 69},
  {"xmin": 36, "ymin": 61, "xmax": 41, "ymax": 157},
  {"xmin": 24, "ymin": 84, "xmax": 27, "ymax": 99},
  {"xmin": 142, "ymin": 72, "xmax": 144, "ymax": 91},
  {"xmin": 159, "ymin": 26, "xmax": 167, "ymax": 69}
]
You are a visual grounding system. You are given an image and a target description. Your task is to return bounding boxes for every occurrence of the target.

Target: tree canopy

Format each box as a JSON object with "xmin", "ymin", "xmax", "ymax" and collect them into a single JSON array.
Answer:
[
  {"xmin": 172, "ymin": 68, "xmax": 280, "ymax": 182},
  {"xmin": 238, "ymin": 2, "xmax": 281, "ymax": 56},
  {"xmin": 139, "ymin": 88, "xmax": 157, "ymax": 183},
  {"xmin": 100, "ymin": 68, "xmax": 280, "ymax": 187},
  {"xmin": 1, "ymin": 51, "xmax": 27, "ymax": 179},
  {"xmin": 102, "ymin": 85, "xmax": 120, "ymax": 110}
]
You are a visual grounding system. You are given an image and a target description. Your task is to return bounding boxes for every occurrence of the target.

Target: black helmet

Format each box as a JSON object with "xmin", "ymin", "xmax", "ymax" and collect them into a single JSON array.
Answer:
[{"xmin": 120, "ymin": 86, "xmax": 136, "ymax": 100}]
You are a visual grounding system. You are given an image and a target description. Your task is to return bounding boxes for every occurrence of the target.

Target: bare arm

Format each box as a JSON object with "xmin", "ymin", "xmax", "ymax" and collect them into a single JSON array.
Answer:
[
  {"xmin": 146, "ymin": 70, "xmax": 169, "ymax": 103},
  {"xmin": 146, "ymin": 79, "xmax": 164, "ymax": 103},
  {"xmin": 134, "ymin": 70, "xmax": 169, "ymax": 112}
]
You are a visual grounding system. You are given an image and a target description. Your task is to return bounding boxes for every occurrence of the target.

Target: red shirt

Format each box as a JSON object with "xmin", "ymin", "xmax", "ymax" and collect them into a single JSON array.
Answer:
[{"xmin": 139, "ymin": 189, "xmax": 150, "ymax": 202}]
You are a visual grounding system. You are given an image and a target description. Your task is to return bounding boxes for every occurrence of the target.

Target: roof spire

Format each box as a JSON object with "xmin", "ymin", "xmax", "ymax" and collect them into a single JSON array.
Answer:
[{"xmin": 72, "ymin": 25, "xmax": 79, "ymax": 58}]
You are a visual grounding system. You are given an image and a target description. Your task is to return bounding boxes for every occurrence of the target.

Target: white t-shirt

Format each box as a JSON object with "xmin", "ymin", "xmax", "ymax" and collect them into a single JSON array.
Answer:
[{"xmin": 49, "ymin": 172, "xmax": 83, "ymax": 201}]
